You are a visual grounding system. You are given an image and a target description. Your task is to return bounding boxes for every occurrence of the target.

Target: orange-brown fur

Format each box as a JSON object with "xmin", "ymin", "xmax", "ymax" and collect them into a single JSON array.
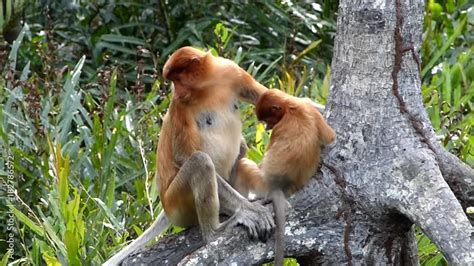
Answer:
[
  {"xmin": 157, "ymin": 46, "xmax": 268, "ymax": 227},
  {"xmin": 233, "ymin": 90, "xmax": 336, "ymax": 196},
  {"xmin": 255, "ymin": 89, "xmax": 335, "ymax": 266},
  {"xmin": 257, "ymin": 89, "xmax": 335, "ymax": 195},
  {"xmin": 105, "ymin": 47, "xmax": 271, "ymax": 265},
  {"xmin": 234, "ymin": 158, "xmax": 268, "ymax": 195}
]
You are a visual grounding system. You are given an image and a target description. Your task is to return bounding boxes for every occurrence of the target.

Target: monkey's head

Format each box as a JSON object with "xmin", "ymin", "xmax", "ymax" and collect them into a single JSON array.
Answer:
[
  {"xmin": 163, "ymin": 47, "xmax": 212, "ymax": 103},
  {"xmin": 256, "ymin": 89, "xmax": 288, "ymax": 130}
]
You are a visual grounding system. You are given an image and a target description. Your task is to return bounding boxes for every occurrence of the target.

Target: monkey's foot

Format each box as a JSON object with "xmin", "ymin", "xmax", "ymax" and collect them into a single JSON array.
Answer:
[{"xmin": 225, "ymin": 201, "xmax": 275, "ymax": 241}]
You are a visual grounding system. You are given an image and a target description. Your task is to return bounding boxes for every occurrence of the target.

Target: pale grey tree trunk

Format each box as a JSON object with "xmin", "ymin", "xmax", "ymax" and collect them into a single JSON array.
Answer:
[{"xmin": 123, "ymin": 0, "xmax": 474, "ymax": 264}]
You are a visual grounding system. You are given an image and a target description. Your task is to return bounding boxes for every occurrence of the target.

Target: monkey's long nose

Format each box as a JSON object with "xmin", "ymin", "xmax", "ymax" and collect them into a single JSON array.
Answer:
[{"xmin": 172, "ymin": 84, "xmax": 188, "ymax": 101}]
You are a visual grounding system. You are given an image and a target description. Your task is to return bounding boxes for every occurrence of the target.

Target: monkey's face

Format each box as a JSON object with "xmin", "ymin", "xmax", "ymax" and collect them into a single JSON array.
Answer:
[
  {"xmin": 256, "ymin": 90, "xmax": 286, "ymax": 130},
  {"xmin": 163, "ymin": 47, "xmax": 210, "ymax": 102}
]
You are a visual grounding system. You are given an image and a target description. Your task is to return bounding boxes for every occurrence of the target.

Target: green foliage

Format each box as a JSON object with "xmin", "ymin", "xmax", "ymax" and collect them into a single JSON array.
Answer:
[
  {"xmin": 0, "ymin": 0, "xmax": 471, "ymax": 265},
  {"xmin": 1, "ymin": 24, "xmax": 162, "ymax": 264},
  {"xmin": 418, "ymin": 0, "xmax": 473, "ymax": 264},
  {"xmin": 422, "ymin": 0, "xmax": 474, "ymax": 167},
  {"xmin": 416, "ymin": 226, "xmax": 448, "ymax": 266},
  {"xmin": 0, "ymin": 0, "xmax": 26, "ymax": 38},
  {"xmin": 1, "ymin": 2, "xmax": 337, "ymax": 264}
]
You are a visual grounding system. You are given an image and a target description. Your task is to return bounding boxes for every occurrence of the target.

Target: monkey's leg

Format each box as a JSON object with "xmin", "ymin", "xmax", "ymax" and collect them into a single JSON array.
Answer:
[
  {"xmin": 164, "ymin": 151, "xmax": 221, "ymax": 241},
  {"xmin": 166, "ymin": 151, "xmax": 274, "ymax": 241},
  {"xmin": 103, "ymin": 211, "xmax": 169, "ymax": 266}
]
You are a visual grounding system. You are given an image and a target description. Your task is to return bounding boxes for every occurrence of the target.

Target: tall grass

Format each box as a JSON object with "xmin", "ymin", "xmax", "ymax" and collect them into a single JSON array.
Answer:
[{"xmin": 0, "ymin": 1, "xmax": 472, "ymax": 265}]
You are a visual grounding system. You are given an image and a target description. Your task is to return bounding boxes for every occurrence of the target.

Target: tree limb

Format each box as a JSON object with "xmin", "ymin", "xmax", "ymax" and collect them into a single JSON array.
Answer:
[
  {"xmin": 433, "ymin": 142, "xmax": 474, "ymax": 209},
  {"xmin": 123, "ymin": 172, "xmax": 419, "ymax": 265},
  {"xmin": 390, "ymin": 149, "xmax": 474, "ymax": 263}
]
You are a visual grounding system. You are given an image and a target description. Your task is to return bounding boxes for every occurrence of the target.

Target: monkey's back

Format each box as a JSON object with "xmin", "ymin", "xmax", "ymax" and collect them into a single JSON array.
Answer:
[{"xmin": 262, "ymin": 97, "xmax": 334, "ymax": 196}]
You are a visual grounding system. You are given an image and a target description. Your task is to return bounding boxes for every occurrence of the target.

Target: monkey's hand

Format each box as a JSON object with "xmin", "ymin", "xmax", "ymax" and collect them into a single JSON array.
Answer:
[
  {"xmin": 226, "ymin": 201, "xmax": 275, "ymax": 241},
  {"xmin": 217, "ymin": 174, "xmax": 274, "ymax": 241}
]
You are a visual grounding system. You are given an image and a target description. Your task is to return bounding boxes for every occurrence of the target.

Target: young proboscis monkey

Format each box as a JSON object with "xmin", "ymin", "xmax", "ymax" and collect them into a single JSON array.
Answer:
[
  {"xmin": 240, "ymin": 89, "xmax": 336, "ymax": 266},
  {"xmin": 104, "ymin": 47, "xmax": 274, "ymax": 265}
]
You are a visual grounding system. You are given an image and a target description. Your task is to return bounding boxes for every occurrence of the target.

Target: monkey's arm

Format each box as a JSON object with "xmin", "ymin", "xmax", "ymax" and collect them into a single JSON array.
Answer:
[
  {"xmin": 170, "ymin": 106, "xmax": 201, "ymax": 165},
  {"xmin": 234, "ymin": 158, "xmax": 267, "ymax": 196},
  {"xmin": 229, "ymin": 136, "xmax": 249, "ymax": 187},
  {"xmin": 229, "ymin": 136, "xmax": 267, "ymax": 197},
  {"xmin": 236, "ymin": 68, "xmax": 268, "ymax": 104}
]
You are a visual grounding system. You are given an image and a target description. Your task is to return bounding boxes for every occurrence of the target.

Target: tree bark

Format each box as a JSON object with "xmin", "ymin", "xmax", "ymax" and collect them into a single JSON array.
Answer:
[{"xmin": 124, "ymin": 0, "xmax": 474, "ymax": 264}]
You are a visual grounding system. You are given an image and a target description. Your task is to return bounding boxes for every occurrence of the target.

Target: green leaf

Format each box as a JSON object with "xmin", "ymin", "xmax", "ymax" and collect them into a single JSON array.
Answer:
[
  {"xmin": 320, "ymin": 66, "xmax": 331, "ymax": 103},
  {"xmin": 41, "ymin": 216, "xmax": 67, "ymax": 256},
  {"xmin": 256, "ymin": 56, "xmax": 282, "ymax": 83},
  {"xmin": 5, "ymin": 0, "xmax": 12, "ymax": 21},
  {"xmin": 104, "ymin": 69, "xmax": 118, "ymax": 127},
  {"xmin": 234, "ymin": 47, "xmax": 244, "ymax": 65},
  {"xmin": 428, "ymin": 0, "xmax": 442, "ymax": 19},
  {"xmin": 95, "ymin": 41, "xmax": 139, "ymax": 55},
  {"xmin": 441, "ymin": 63, "xmax": 452, "ymax": 105},
  {"xmin": 105, "ymin": 168, "xmax": 116, "ymax": 208},
  {"xmin": 58, "ymin": 56, "xmax": 86, "ymax": 144},
  {"xmin": 0, "ymin": 250, "xmax": 11, "ymax": 266},
  {"xmin": 20, "ymin": 61, "xmax": 30, "ymax": 81},
  {"xmin": 446, "ymin": 0, "xmax": 455, "ymax": 13},
  {"xmin": 64, "ymin": 230, "xmax": 81, "ymax": 266},
  {"xmin": 101, "ymin": 34, "xmax": 145, "ymax": 45},
  {"xmin": 7, "ymin": 23, "xmax": 28, "ymax": 71},
  {"xmin": 42, "ymin": 252, "xmax": 61, "ymax": 266},
  {"xmin": 291, "ymin": 40, "xmax": 322, "ymax": 66},
  {"xmin": 421, "ymin": 17, "xmax": 467, "ymax": 78},
  {"xmin": 93, "ymin": 198, "xmax": 124, "ymax": 232},
  {"xmin": 59, "ymin": 154, "xmax": 70, "ymax": 218},
  {"xmin": 31, "ymin": 238, "xmax": 41, "ymax": 265},
  {"xmin": 0, "ymin": 3, "xmax": 4, "ymax": 33},
  {"xmin": 425, "ymin": 253, "xmax": 444, "ymax": 265},
  {"xmin": 10, "ymin": 205, "xmax": 44, "ymax": 237}
]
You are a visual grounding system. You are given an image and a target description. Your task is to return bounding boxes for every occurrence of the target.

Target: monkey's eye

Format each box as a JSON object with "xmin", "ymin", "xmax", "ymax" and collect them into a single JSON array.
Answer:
[{"xmin": 271, "ymin": 105, "xmax": 282, "ymax": 111}]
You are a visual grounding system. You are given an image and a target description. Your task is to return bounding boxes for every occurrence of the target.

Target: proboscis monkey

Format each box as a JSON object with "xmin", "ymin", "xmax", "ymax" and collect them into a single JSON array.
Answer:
[
  {"xmin": 237, "ymin": 89, "xmax": 336, "ymax": 266},
  {"xmin": 104, "ymin": 47, "xmax": 274, "ymax": 265}
]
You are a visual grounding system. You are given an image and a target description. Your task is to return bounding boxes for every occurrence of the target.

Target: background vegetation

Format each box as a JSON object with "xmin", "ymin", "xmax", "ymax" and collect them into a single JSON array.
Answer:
[{"xmin": 0, "ymin": 1, "xmax": 472, "ymax": 265}]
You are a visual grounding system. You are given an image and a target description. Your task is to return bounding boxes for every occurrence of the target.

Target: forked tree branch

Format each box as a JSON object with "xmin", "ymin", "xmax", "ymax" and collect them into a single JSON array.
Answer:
[
  {"xmin": 390, "ymin": 149, "xmax": 474, "ymax": 263},
  {"xmin": 433, "ymin": 142, "xmax": 474, "ymax": 209}
]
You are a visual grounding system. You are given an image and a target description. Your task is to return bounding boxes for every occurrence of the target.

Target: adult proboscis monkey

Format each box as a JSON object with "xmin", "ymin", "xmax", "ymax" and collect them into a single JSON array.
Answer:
[{"xmin": 104, "ymin": 47, "xmax": 274, "ymax": 265}]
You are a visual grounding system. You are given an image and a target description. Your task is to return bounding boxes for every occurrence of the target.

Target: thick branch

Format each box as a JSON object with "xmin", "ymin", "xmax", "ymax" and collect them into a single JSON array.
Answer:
[
  {"xmin": 390, "ymin": 149, "xmax": 474, "ymax": 263},
  {"xmin": 433, "ymin": 141, "xmax": 474, "ymax": 209},
  {"xmin": 123, "ymin": 172, "xmax": 418, "ymax": 265},
  {"xmin": 123, "ymin": 177, "xmax": 343, "ymax": 265},
  {"xmin": 393, "ymin": 0, "xmax": 474, "ymax": 211}
]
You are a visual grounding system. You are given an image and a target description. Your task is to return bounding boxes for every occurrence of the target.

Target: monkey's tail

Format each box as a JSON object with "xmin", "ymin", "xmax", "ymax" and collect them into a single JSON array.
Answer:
[
  {"xmin": 103, "ymin": 210, "xmax": 169, "ymax": 266},
  {"xmin": 272, "ymin": 189, "xmax": 287, "ymax": 266}
]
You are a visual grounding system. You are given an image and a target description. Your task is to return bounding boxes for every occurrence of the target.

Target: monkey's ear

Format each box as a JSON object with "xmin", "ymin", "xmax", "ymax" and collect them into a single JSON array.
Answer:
[{"xmin": 190, "ymin": 56, "xmax": 200, "ymax": 64}]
